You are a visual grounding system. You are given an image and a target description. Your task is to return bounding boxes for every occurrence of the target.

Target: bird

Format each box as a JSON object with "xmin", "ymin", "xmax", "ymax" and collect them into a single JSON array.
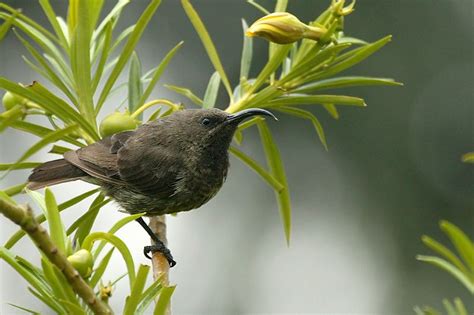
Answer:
[{"xmin": 27, "ymin": 108, "xmax": 276, "ymax": 266}]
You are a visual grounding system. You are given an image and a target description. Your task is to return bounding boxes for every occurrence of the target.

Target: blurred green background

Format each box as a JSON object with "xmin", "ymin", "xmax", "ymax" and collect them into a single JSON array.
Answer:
[{"xmin": 1, "ymin": 0, "xmax": 472, "ymax": 314}]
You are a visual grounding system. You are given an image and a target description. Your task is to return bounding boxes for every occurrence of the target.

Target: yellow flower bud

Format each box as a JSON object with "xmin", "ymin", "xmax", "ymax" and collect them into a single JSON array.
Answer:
[
  {"xmin": 246, "ymin": 12, "xmax": 327, "ymax": 44},
  {"xmin": 99, "ymin": 111, "xmax": 139, "ymax": 138},
  {"xmin": 67, "ymin": 249, "xmax": 93, "ymax": 278}
]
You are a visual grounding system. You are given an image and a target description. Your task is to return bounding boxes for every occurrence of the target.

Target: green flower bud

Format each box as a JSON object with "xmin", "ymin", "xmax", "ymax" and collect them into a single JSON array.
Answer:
[
  {"xmin": 67, "ymin": 249, "xmax": 93, "ymax": 278},
  {"xmin": 2, "ymin": 92, "xmax": 24, "ymax": 111},
  {"xmin": 99, "ymin": 111, "xmax": 139, "ymax": 138},
  {"xmin": 246, "ymin": 12, "xmax": 327, "ymax": 44}
]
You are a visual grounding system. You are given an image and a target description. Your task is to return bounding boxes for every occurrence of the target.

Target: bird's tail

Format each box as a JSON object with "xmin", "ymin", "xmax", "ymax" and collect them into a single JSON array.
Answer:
[{"xmin": 27, "ymin": 159, "xmax": 87, "ymax": 190}]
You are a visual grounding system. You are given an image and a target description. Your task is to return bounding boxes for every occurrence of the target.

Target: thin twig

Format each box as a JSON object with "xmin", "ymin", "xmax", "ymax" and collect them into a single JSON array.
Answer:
[
  {"xmin": 0, "ymin": 199, "xmax": 113, "ymax": 315},
  {"xmin": 148, "ymin": 215, "xmax": 170, "ymax": 314}
]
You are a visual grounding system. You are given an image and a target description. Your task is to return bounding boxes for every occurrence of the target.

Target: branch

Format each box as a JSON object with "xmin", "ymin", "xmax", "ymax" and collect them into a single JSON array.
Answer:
[
  {"xmin": 148, "ymin": 215, "xmax": 171, "ymax": 314},
  {"xmin": 0, "ymin": 198, "xmax": 113, "ymax": 315}
]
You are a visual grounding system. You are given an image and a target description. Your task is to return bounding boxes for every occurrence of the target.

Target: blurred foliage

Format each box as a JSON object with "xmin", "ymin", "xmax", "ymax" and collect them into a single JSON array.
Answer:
[
  {"xmin": 0, "ymin": 0, "xmax": 399, "ymax": 313},
  {"xmin": 414, "ymin": 221, "xmax": 473, "ymax": 314}
]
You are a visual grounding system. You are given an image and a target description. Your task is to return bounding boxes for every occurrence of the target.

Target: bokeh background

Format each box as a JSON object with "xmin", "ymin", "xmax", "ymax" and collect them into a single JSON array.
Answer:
[{"xmin": 1, "ymin": 0, "xmax": 473, "ymax": 314}]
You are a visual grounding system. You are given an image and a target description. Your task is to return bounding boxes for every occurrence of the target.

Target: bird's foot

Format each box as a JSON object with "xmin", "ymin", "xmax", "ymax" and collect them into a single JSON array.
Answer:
[{"xmin": 144, "ymin": 244, "xmax": 176, "ymax": 267}]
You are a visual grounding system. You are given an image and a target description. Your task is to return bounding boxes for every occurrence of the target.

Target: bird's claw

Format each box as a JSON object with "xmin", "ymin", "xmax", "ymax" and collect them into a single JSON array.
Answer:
[{"xmin": 144, "ymin": 245, "xmax": 177, "ymax": 267}]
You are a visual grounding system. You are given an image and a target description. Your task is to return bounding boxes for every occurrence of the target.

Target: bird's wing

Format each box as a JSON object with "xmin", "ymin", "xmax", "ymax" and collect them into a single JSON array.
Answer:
[
  {"xmin": 64, "ymin": 131, "xmax": 135, "ymax": 185},
  {"xmin": 116, "ymin": 135, "xmax": 182, "ymax": 197}
]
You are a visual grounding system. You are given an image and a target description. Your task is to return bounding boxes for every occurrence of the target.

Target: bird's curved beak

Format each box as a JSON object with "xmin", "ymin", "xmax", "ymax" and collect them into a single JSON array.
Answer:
[{"xmin": 226, "ymin": 108, "xmax": 277, "ymax": 125}]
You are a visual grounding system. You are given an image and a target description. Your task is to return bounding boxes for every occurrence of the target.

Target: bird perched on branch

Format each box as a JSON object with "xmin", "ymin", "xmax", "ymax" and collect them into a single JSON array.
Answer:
[{"xmin": 28, "ymin": 108, "xmax": 276, "ymax": 266}]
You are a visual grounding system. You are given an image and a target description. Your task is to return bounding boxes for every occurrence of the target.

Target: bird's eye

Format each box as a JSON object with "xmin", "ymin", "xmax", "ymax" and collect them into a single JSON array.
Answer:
[{"xmin": 201, "ymin": 118, "xmax": 211, "ymax": 126}]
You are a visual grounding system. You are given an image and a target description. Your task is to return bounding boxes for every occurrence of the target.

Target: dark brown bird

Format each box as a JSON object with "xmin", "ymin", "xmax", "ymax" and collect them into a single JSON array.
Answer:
[{"xmin": 28, "ymin": 108, "xmax": 276, "ymax": 266}]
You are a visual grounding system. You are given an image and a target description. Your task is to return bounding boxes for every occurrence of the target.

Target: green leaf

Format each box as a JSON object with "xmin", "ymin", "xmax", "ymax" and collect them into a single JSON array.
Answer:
[
  {"xmin": 0, "ymin": 10, "xmax": 16, "ymax": 42},
  {"xmin": 4, "ymin": 189, "xmax": 99, "ymax": 249},
  {"xmin": 323, "ymin": 103, "xmax": 339, "ymax": 119},
  {"xmin": 276, "ymin": 106, "xmax": 328, "ymax": 150},
  {"xmin": 0, "ymin": 190, "xmax": 17, "ymax": 204},
  {"xmin": 283, "ymin": 43, "xmax": 352, "ymax": 84},
  {"xmin": 416, "ymin": 255, "xmax": 474, "ymax": 293},
  {"xmin": 461, "ymin": 152, "xmax": 474, "ymax": 163},
  {"xmin": 313, "ymin": 35, "xmax": 392, "ymax": 80},
  {"xmin": 71, "ymin": 194, "xmax": 107, "ymax": 245},
  {"xmin": 89, "ymin": 248, "xmax": 114, "ymax": 288},
  {"xmin": 249, "ymin": 44, "xmax": 292, "ymax": 95},
  {"xmin": 96, "ymin": 0, "xmax": 162, "ymax": 114},
  {"xmin": 153, "ymin": 285, "xmax": 176, "ymax": 315},
  {"xmin": 229, "ymin": 146, "xmax": 284, "ymax": 192},
  {"xmin": 136, "ymin": 41, "xmax": 184, "ymax": 109},
  {"xmin": 44, "ymin": 188, "xmax": 67, "ymax": 254},
  {"xmin": 93, "ymin": 213, "xmax": 145, "ymax": 259},
  {"xmin": 129, "ymin": 51, "xmax": 143, "ymax": 115},
  {"xmin": 421, "ymin": 235, "xmax": 469, "ymax": 276},
  {"xmin": 5, "ymin": 125, "xmax": 78, "ymax": 176},
  {"xmin": 136, "ymin": 277, "xmax": 163, "ymax": 314},
  {"xmin": 39, "ymin": 0, "xmax": 69, "ymax": 50},
  {"xmin": 0, "ymin": 162, "xmax": 40, "ymax": 171},
  {"xmin": 2, "ymin": 183, "xmax": 26, "ymax": 197},
  {"xmin": 164, "ymin": 84, "xmax": 203, "ymax": 106},
  {"xmin": 246, "ymin": 0, "xmax": 270, "ymax": 15},
  {"xmin": 14, "ymin": 30, "xmax": 77, "ymax": 104},
  {"xmin": 274, "ymin": 0, "xmax": 288, "ymax": 12},
  {"xmin": 40, "ymin": 258, "xmax": 79, "ymax": 310},
  {"xmin": 0, "ymin": 79, "xmax": 98, "ymax": 139},
  {"xmin": 240, "ymin": 19, "xmax": 253, "ymax": 80},
  {"xmin": 181, "ymin": 0, "xmax": 233, "ymax": 101},
  {"xmin": 440, "ymin": 221, "xmax": 474, "ymax": 273},
  {"xmin": 70, "ymin": 0, "xmax": 97, "ymax": 125},
  {"xmin": 0, "ymin": 105, "xmax": 25, "ymax": 132},
  {"xmin": 454, "ymin": 298, "xmax": 467, "ymax": 315},
  {"xmin": 0, "ymin": 248, "xmax": 61, "ymax": 311},
  {"xmin": 267, "ymin": 94, "xmax": 366, "ymax": 107},
  {"xmin": 92, "ymin": 21, "xmax": 113, "ymax": 93},
  {"xmin": 202, "ymin": 71, "xmax": 221, "ymax": 109},
  {"xmin": 337, "ymin": 36, "xmax": 368, "ymax": 46},
  {"xmin": 82, "ymin": 232, "xmax": 136, "ymax": 291},
  {"xmin": 49, "ymin": 145, "xmax": 73, "ymax": 155},
  {"xmin": 294, "ymin": 76, "xmax": 403, "ymax": 93},
  {"xmin": 123, "ymin": 264, "xmax": 150, "ymax": 315},
  {"xmin": 94, "ymin": 0, "xmax": 130, "ymax": 39},
  {"xmin": 7, "ymin": 303, "xmax": 40, "ymax": 315},
  {"xmin": 28, "ymin": 287, "xmax": 65, "ymax": 313},
  {"xmin": 257, "ymin": 121, "xmax": 291, "ymax": 244},
  {"xmin": 442, "ymin": 299, "xmax": 456, "ymax": 315}
]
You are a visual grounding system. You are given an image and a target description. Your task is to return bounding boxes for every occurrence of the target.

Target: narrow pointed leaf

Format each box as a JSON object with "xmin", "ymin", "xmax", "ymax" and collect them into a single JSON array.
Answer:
[
  {"xmin": 136, "ymin": 277, "xmax": 163, "ymax": 314},
  {"xmin": 268, "ymin": 94, "xmax": 366, "ymax": 107},
  {"xmin": 295, "ymin": 76, "xmax": 403, "ymax": 93},
  {"xmin": 4, "ymin": 189, "xmax": 99, "ymax": 249},
  {"xmin": 89, "ymin": 248, "xmax": 114, "ymax": 288},
  {"xmin": 247, "ymin": 0, "xmax": 270, "ymax": 15},
  {"xmin": 137, "ymin": 41, "xmax": 184, "ymax": 108},
  {"xmin": 96, "ymin": 0, "xmax": 162, "ymax": 114},
  {"xmin": 257, "ymin": 121, "xmax": 291, "ymax": 244},
  {"xmin": 164, "ymin": 84, "xmax": 203, "ymax": 106},
  {"xmin": 128, "ymin": 51, "xmax": 143, "ymax": 114},
  {"xmin": 153, "ymin": 285, "xmax": 176, "ymax": 315},
  {"xmin": 440, "ymin": 220, "xmax": 474, "ymax": 272},
  {"xmin": 39, "ymin": 0, "xmax": 68, "ymax": 49},
  {"xmin": 417, "ymin": 255, "xmax": 474, "ymax": 293},
  {"xmin": 44, "ymin": 188, "xmax": 67, "ymax": 254},
  {"xmin": 240, "ymin": 19, "xmax": 253, "ymax": 80},
  {"xmin": 421, "ymin": 235, "xmax": 469, "ymax": 276},
  {"xmin": 123, "ymin": 264, "xmax": 150, "ymax": 315},
  {"xmin": 82, "ymin": 232, "xmax": 136, "ymax": 290},
  {"xmin": 230, "ymin": 146, "xmax": 284, "ymax": 192},
  {"xmin": 277, "ymin": 106, "xmax": 328, "ymax": 150},
  {"xmin": 202, "ymin": 71, "xmax": 221, "ymax": 109},
  {"xmin": 323, "ymin": 103, "xmax": 339, "ymax": 119},
  {"xmin": 181, "ymin": 0, "xmax": 233, "ymax": 101}
]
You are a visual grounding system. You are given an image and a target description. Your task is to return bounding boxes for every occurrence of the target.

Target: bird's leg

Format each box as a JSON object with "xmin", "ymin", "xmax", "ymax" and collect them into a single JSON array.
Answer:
[{"xmin": 135, "ymin": 217, "xmax": 176, "ymax": 267}]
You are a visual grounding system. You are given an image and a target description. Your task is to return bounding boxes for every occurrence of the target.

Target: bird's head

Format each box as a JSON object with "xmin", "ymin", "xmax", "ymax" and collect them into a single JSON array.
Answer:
[{"xmin": 161, "ymin": 108, "xmax": 276, "ymax": 152}]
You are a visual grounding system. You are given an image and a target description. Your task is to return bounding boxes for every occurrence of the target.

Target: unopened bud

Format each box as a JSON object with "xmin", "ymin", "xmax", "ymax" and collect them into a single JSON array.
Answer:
[
  {"xmin": 331, "ymin": 0, "xmax": 356, "ymax": 16},
  {"xmin": 246, "ymin": 12, "xmax": 327, "ymax": 44},
  {"xmin": 67, "ymin": 249, "xmax": 93, "ymax": 278},
  {"xmin": 99, "ymin": 111, "xmax": 139, "ymax": 138}
]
